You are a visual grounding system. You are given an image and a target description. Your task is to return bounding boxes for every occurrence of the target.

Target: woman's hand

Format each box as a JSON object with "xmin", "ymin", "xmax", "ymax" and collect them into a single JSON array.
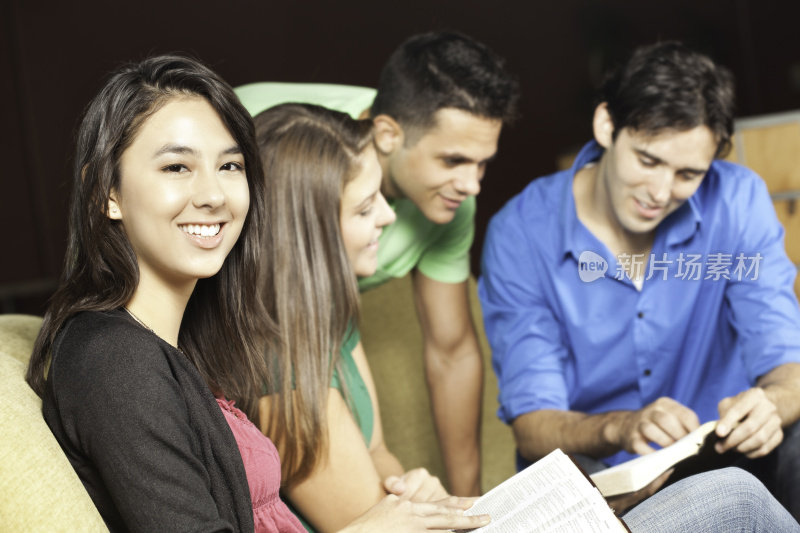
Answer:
[
  {"xmin": 383, "ymin": 468, "xmax": 449, "ymax": 502},
  {"xmin": 339, "ymin": 494, "xmax": 490, "ymax": 532}
]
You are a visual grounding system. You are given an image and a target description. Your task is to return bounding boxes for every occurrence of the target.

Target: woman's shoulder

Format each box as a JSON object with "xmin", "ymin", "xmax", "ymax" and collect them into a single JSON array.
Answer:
[
  {"xmin": 64, "ymin": 308, "xmax": 140, "ymax": 332},
  {"xmin": 59, "ymin": 308, "xmax": 159, "ymax": 350},
  {"xmin": 51, "ymin": 309, "xmax": 171, "ymax": 383}
]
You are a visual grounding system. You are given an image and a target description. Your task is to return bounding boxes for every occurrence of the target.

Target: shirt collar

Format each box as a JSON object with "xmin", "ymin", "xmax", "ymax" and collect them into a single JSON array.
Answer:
[
  {"xmin": 663, "ymin": 184, "xmax": 703, "ymax": 247},
  {"xmin": 560, "ymin": 140, "xmax": 705, "ymax": 257},
  {"xmin": 560, "ymin": 141, "xmax": 604, "ymax": 261}
]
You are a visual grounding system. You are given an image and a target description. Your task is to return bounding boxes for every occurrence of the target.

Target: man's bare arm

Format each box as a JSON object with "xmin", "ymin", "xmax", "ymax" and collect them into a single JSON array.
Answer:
[
  {"xmin": 412, "ymin": 272, "xmax": 482, "ymax": 496},
  {"xmin": 758, "ymin": 362, "xmax": 800, "ymax": 426},
  {"xmin": 513, "ymin": 398, "xmax": 701, "ymax": 463}
]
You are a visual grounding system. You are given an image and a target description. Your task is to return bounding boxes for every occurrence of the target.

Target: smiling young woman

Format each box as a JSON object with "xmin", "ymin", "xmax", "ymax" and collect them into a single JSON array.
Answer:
[
  {"xmin": 24, "ymin": 54, "xmax": 283, "ymax": 532},
  {"xmin": 24, "ymin": 55, "xmax": 490, "ymax": 533}
]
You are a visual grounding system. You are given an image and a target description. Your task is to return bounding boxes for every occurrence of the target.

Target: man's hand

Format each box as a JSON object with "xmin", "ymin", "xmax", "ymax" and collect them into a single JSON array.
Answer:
[
  {"xmin": 614, "ymin": 397, "xmax": 700, "ymax": 455},
  {"xmin": 716, "ymin": 387, "xmax": 783, "ymax": 458}
]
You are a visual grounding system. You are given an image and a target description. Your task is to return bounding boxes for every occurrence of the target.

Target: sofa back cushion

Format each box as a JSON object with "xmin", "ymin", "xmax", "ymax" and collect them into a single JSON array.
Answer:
[{"xmin": 0, "ymin": 315, "xmax": 107, "ymax": 531}]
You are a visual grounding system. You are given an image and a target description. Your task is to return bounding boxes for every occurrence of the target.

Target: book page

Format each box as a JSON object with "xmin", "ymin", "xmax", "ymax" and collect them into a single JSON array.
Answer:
[{"xmin": 464, "ymin": 449, "xmax": 625, "ymax": 532}]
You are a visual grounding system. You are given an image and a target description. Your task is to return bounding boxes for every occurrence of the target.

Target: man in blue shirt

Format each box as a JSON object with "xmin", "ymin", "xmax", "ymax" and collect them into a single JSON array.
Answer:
[{"xmin": 479, "ymin": 42, "xmax": 800, "ymax": 518}]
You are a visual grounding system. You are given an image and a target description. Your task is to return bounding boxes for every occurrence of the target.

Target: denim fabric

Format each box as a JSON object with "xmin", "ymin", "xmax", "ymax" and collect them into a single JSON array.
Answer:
[
  {"xmin": 575, "ymin": 422, "xmax": 800, "ymax": 522},
  {"xmin": 732, "ymin": 419, "xmax": 800, "ymax": 522},
  {"xmin": 624, "ymin": 468, "xmax": 800, "ymax": 532}
]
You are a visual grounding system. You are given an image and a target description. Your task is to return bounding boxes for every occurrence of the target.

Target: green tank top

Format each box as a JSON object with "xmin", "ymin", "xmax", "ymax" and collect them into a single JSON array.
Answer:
[{"xmin": 292, "ymin": 326, "xmax": 375, "ymax": 532}]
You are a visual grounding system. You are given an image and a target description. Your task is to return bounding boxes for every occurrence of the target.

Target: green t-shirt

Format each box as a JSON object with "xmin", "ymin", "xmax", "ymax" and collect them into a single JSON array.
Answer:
[
  {"xmin": 234, "ymin": 82, "xmax": 475, "ymax": 291},
  {"xmin": 358, "ymin": 196, "xmax": 475, "ymax": 291},
  {"xmin": 235, "ymin": 82, "xmax": 376, "ymax": 120}
]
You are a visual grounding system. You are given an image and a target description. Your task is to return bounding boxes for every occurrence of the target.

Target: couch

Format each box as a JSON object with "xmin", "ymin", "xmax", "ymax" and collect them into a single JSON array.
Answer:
[{"xmin": 0, "ymin": 314, "xmax": 107, "ymax": 531}]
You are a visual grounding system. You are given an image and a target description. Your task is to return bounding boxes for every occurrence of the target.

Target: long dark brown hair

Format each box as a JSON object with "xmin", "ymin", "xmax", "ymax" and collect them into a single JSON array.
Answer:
[
  {"xmin": 254, "ymin": 103, "xmax": 372, "ymax": 486},
  {"xmin": 27, "ymin": 55, "xmax": 274, "ymax": 420}
]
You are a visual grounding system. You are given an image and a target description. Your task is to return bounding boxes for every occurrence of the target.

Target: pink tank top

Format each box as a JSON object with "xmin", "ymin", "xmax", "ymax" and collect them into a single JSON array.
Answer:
[{"xmin": 216, "ymin": 397, "xmax": 306, "ymax": 533}]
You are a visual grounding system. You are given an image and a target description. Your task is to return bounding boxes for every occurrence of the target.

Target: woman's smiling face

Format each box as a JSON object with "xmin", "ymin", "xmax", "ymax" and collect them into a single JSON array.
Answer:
[
  {"xmin": 339, "ymin": 144, "xmax": 396, "ymax": 277},
  {"xmin": 109, "ymin": 96, "xmax": 250, "ymax": 289}
]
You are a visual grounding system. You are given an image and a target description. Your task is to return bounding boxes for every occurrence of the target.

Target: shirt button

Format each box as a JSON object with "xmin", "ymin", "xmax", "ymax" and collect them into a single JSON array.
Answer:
[
  {"xmin": 637, "ymin": 311, "xmax": 645, "ymax": 319},
  {"xmin": 643, "ymin": 369, "xmax": 652, "ymax": 376}
]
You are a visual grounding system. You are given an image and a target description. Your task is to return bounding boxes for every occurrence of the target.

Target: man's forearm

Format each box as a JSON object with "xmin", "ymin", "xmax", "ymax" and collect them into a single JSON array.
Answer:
[
  {"xmin": 512, "ymin": 409, "xmax": 628, "ymax": 463},
  {"xmin": 758, "ymin": 362, "xmax": 800, "ymax": 426},
  {"xmin": 424, "ymin": 341, "xmax": 483, "ymax": 496}
]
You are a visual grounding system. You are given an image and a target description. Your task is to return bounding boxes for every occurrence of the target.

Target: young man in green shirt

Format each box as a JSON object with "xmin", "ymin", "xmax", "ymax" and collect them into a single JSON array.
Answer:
[{"xmin": 237, "ymin": 31, "xmax": 519, "ymax": 496}]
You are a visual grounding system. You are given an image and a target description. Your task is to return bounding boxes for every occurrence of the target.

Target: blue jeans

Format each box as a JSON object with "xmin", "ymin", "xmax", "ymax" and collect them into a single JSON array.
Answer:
[
  {"xmin": 572, "ymin": 419, "xmax": 800, "ymax": 522},
  {"xmin": 730, "ymin": 418, "xmax": 800, "ymax": 521},
  {"xmin": 623, "ymin": 468, "xmax": 800, "ymax": 532}
]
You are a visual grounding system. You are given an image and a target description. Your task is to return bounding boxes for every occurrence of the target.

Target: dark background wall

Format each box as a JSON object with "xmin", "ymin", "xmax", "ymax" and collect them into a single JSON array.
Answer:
[{"xmin": 3, "ymin": 0, "xmax": 799, "ymax": 314}]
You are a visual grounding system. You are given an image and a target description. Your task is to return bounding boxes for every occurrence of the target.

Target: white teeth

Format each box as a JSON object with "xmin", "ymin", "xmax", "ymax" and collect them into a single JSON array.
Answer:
[{"xmin": 180, "ymin": 224, "xmax": 221, "ymax": 237}]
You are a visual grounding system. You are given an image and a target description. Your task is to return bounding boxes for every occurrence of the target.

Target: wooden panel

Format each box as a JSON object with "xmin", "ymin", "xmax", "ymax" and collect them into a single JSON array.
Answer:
[
  {"xmin": 795, "ymin": 272, "xmax": 800, "ymax": 303},
  {"xmin": 731, "ymin": 113, "xmax": 800, "ymax": 304},
  {"xmin": 773, "ymin": 199, "xmax": 800, "ymax": 265},
  {"xmin": 736, "ymin": 121, "xmax": 800, "ymax": 193}
]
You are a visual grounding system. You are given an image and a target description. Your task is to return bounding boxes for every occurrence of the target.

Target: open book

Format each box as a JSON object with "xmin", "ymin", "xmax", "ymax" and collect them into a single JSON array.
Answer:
[
  {"xmin": 463, "ymin": 449, "xmax": 628, "ymax": 532},
  {"xmin": 590, "ymin": 420, "xmax": 719, "ymax": 497}
]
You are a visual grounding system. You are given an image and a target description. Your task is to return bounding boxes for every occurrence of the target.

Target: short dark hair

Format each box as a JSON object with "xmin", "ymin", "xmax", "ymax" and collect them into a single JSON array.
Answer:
[
  {"xmin": 371, "ymin": 31, "xmax": 520, "ymax": 134},
  {"xmin": 599, "ymin": 41, "xmax": 735, "ymax": 157}
]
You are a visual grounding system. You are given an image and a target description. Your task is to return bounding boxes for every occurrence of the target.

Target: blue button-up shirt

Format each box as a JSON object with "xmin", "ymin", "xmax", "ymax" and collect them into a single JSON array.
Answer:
[{"xmin": 479, "ymin": 141, "xmax": 800, "ymax": 467}]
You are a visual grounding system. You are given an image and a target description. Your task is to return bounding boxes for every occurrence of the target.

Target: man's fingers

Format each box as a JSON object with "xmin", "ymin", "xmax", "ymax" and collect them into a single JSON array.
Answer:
[
  {"xmin": 726, "ymin": 416, "xmax": 782, "ymax": 456},
  {"xmin": 650, "ymin": 410, "xmax": 694, "ymax": 442},
  {"xmin": 639, "ymin": 421, "xmax": 678, "ymax": 449},
  {"xmin": 744, "ymin": 428, "xmax": 783, "ymax": 459},
  {"xmin": 717, "ymin": 389, "xmax": 762, "ymax": 436},
  {"xmin": 717, "ymin": 395, "xmax": 734, "ymax": 414},
  {"xmin": 629, "ymin": 432, "xmax": 657, "ymax": 456},
  {"xmin": 715, "ymin": 388, "xmax": 783, "ymax": 456},
  {"xmin": 630, "ymin": 397, "xmax": 699, "ymax": 450},
  {"xmin": 673, "ymin": 404, "xmax": 701, "ymax": 433}
]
